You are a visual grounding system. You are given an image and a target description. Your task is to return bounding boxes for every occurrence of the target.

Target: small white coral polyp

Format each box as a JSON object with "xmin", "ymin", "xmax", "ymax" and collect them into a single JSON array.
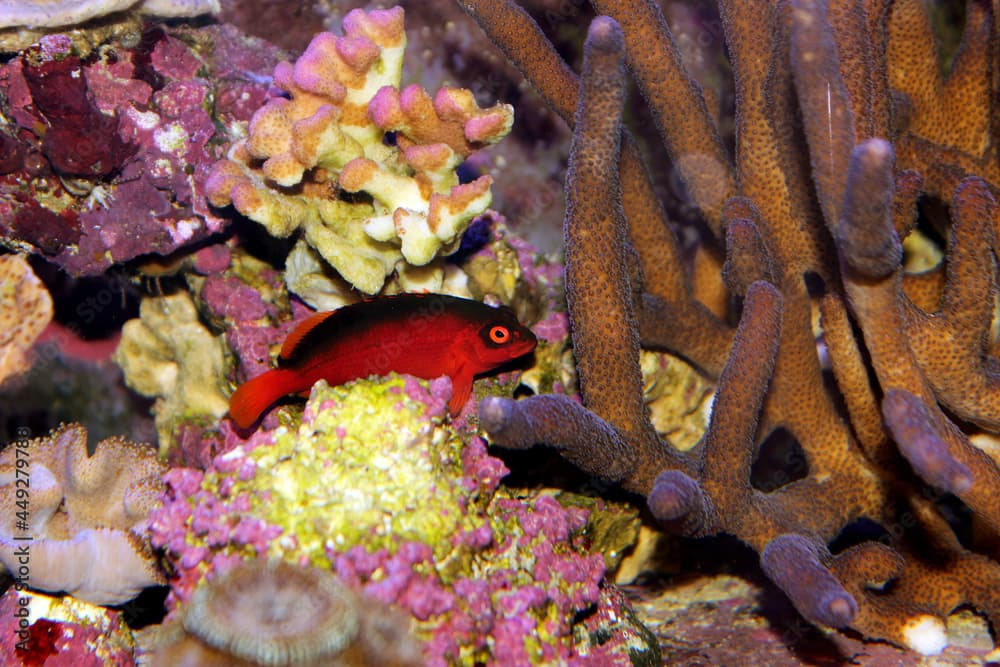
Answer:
[
  {"xmin": 0, "ymin": 423, "xmax": 167, "ymax": 605},
  {"xmin": 206, "ymin": 6, "xmax": 513, "ymax": 296}
]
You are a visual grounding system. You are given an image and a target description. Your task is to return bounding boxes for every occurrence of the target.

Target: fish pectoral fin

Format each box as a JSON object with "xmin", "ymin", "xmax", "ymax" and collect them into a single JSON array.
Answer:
[{"xmin": 447, "ymin": 373, "xmax": 474, "ymax": 416}]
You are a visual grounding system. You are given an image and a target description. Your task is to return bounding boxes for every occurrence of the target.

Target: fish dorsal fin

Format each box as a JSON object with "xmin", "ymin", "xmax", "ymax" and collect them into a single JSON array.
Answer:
[{"xmin": 280, "ymin": 310, "xmax": 336, "ymax": 360}]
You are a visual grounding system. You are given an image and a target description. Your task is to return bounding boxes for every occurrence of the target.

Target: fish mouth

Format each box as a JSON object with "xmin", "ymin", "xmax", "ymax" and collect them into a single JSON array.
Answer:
[{"xmin": 512, "ymin": 336, "xmax": 538, "ymax": 358}]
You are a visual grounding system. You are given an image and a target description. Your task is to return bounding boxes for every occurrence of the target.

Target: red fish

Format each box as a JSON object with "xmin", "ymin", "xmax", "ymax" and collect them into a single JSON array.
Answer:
[{"xmin": 229, "ymin": 293, "xmax": 537, "ymax": 429}]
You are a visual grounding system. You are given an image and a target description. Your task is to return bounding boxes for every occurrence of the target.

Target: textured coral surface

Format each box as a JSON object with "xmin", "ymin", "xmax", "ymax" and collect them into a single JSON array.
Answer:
[
  {"xmin": 0, "ymin": 25, "xmax": 284, "ymax": 275},
  {"xmin": 148, "ymin": 376, "xmax": 649, "ymax": 665},
  {"xmin": 2, "ymin": 1, "xmax": 999, "ymax": 665},
  {"xmin": 0, "ymin": 423, "xmax": 166, "ymax": 605},
  {"xmin": 0, "ymin": 255, "xmax": 53, "ymax": 387},
  {"xmin": 205, "ymin": 6, "xmax": 514, "ymax": 296},
  {"xmin": 461, "ymin": 0, "xmax": 1000, "ymax": 657}
]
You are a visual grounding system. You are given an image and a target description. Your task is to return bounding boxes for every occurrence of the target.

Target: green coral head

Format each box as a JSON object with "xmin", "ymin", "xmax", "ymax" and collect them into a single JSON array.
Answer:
[{"xmin": 232, "ymin": 376, "xmax": 482, "ymax": 566}]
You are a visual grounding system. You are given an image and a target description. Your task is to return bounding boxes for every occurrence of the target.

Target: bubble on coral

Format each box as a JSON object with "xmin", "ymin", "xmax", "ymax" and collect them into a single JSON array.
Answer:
[
  {"xmin": 205, "ymin": 7, "xmax": 513, "ymax": 297},
  {"xmin": 900, "ymin": 614, "xmax": 948, "ymax": 656},
  {"xmin": 113, "ymin": 290, "xmax": 231, "ymax": 453},
  {"xmin": 0, "ymin": 254, "xmax": 53, "ymax": 387}
]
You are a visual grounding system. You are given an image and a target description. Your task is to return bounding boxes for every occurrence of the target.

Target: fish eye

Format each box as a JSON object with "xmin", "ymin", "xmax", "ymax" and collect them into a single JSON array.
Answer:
[{"xmin": 489, "ymin": 325, "xmax": 511, "ymax": 344}]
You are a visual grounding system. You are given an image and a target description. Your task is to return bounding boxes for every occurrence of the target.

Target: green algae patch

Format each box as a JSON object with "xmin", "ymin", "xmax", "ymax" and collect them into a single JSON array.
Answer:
[{"xmin": 233, "ymin": 376, "xmax": 479, "ymax": 567}]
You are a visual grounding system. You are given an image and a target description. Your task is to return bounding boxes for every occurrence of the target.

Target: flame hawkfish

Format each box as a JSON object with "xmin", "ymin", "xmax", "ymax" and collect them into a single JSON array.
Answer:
[{"xmin": 228, "ymin": 293, "xmax": 537, "ymax": 429}]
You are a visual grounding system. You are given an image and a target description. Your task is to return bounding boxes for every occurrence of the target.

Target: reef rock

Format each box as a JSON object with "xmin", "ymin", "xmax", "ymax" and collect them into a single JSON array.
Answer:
[{"xmin": 150, "ymin": 375, "xmax": 656, "ymax": 665}]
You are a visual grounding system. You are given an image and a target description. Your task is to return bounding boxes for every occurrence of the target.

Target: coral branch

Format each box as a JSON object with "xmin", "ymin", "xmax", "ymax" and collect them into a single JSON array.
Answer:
[
  {"xmin": 837, "ymin": 139, "xmax": 902, "ymax": 279},
  {"xmin": 591, "ymin": 0, "xmax": 736, "ymax": 236},
  {"xmin": 882, "ymin": 388, "xmax": 973, "ymax": 494},
  {"xmin": 903, "ymin": 177, "xmax": 1000, "ymax": 431},
  {"xmin": 698, "ymin": 281, "xmax": 781, "ymax": 502},
  {"xmin": 761, "ymin": 534, "xmax": 857, "ymax": 629},
  {"xmin": 478, "ymin": 395, "xmax": 636, "ymax": 483},
  {"xmin": 456, "ymin": 0, "xmax": 1000, "ymax": 654},
  {"xmin": 564, "ymin": 16, "xmax": 648, "ymax": 442}
]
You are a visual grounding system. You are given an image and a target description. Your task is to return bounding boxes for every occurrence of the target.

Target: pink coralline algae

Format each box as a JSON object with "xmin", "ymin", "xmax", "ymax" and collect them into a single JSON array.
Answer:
[
  {"xmin": 0, "ymin": 26, "xmax": 283, "ymax": 275},
  {"xmin": 191, "ymin": 250, "xmax": 313, "ymax": 382},
  {"xmin": 148, "ymin": 376, "xmax": 646, "ymax": 665}
]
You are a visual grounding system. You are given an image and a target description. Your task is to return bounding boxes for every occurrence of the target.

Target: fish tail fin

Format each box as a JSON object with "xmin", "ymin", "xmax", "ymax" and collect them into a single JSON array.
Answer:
[{"xmin": 229, "ymin": 368, "xmax": 301, "ymax": 429}]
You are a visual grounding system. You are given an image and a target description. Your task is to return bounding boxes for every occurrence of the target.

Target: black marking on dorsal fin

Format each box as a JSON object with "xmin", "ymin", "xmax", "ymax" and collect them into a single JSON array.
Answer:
[
  {"xmin": 280, "ymin": 309, "xmax": 337, "ymax": 360},
  {"xmin": 276, "ymin": 293, "xmax": 499, "ymax": 368}
]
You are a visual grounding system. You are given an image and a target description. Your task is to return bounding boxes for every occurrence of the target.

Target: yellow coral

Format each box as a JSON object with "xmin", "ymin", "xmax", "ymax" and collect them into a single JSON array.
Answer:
[
  {"xmin": 206, "ymin": 7, "xmax": 512, "ymax": 296},
  {"xmin": 0, "ymin": 254, "xmax": 53, "ymax": 388},
  {"xmin": 239, "ymin": 377, "xmax": 480, "ymax": 567},
  {"xmin": 113, "ymin": 291, "xmax": 230, "ymax": 452}
]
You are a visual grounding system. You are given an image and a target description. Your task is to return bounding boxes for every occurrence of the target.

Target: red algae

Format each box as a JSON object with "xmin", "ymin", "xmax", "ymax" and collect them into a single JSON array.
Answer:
[
  {"xmin": 15, "ymin": 618, "xmax": 63, "ymax": 667},
  {"xmin": 21, "ymin": 52, "xmax": 134, "ymax": 177},
  {"xmin": 0, "ymin": 25, "xmax": 285, "ymax": 275}
]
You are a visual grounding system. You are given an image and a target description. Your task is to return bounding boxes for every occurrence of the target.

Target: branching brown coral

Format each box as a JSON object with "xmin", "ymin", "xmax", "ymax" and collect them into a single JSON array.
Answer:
[{"xmin": 461, "ymin": 0, "xmax": 1000, "ymax": 654}]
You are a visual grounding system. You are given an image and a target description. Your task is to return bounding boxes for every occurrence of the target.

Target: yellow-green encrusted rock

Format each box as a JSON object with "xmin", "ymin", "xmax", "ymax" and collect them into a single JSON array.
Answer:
[{"xmin": 230, "ymin": 376, "xmax": 482, "ymax": 566}]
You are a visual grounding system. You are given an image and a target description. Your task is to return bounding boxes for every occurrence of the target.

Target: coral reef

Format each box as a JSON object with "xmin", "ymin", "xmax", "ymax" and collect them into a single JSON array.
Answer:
[
  {"xmin": 460, "ymin": 0, "xmax": 1000, "ymax": 655},
  {"xmin": 189, "ymin": 246, "xmax": 298, "ymax": 382},
  {"xmin": 7, "ymin": 0, "xmax": 997, "ymax": 664},
  {"xmin": 150, "ymin": 375, "xmax": 654, "ymax": 665},
  {"xmin": 0, "ymin": 423, "xmax": 166, "ymax": 605},
  {"xmin": 0, "ymin": 23, "xmax": 284, "ymax": 275},
  {"xmin": 205, "ymin": 7, "xmax": 514, "ymax": 296},
  {"xmin": 0, "ymin": 255, "xmax": 53, "ymax": 387}
]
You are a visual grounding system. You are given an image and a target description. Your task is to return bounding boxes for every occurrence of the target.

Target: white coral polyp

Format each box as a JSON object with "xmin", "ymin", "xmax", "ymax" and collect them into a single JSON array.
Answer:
[{"xmin": 901, "ymin": 614, "xmax": 948, "ymax": 656}]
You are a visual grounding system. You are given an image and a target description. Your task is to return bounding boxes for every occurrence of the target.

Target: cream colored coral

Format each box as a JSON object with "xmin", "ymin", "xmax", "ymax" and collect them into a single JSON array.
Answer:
[
  {"xmin": 206, "ymin": 7, "xmax": 512, "ymax": 296},
  {"xmin": 113, "ymin": 291, "xmax": 230, "ymax": 452},
  {"xmin": 0, "ymin": 423, "xmax": 167, "ymax": 604},
  {"xmin": 0, "ymin": 0, "xmax": 218, "ymax": 28},
  {"xmin": 284, "ymin": 240, "xmax": 473, "ymax": 311},
  {"xmin": 0, "ymin": 254, "xmax": 53, "ymax": 387}
]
